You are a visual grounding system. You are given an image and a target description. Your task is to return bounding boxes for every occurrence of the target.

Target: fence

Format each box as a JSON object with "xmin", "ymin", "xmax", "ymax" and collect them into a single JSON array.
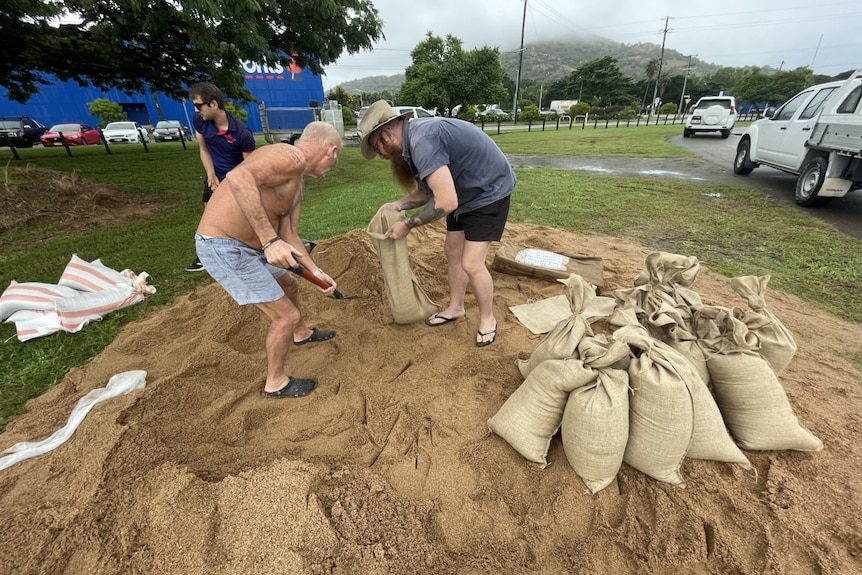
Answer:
[{"xmin": 478, "ymin": 111, "xmax": 761, "ymax": 134}]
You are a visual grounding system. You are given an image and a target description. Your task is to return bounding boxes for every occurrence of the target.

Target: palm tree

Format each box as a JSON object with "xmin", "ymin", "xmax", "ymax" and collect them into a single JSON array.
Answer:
[{"xmin": 641, "ymin": 59, "xmax": 659, "ymax": 115}]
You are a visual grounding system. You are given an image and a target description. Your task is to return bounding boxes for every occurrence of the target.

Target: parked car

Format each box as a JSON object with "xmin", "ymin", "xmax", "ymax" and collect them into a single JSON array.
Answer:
[
  {"xmin": 102, "ymin": 121, "xmax": 150, "ymax": 144},
  {"xmin": 0, "ymin": 116, "xmax": 47, "ymax": 148},
  {"xmin": 40, "ymin": 123, "xmax": 103, "ymax": 146},
  {"xmin": 352, "ymin": 105, "xmax": 434, "ymax": 141},
  {"xmin": 480, "ymin": 108, "xmax": 510, "ymax": 119},
  {"xmin": 684, "ymin": 96, "xmax": 736, "ymax": 138},
  {"xmin": 153, "ymin": 120, "xmax": 191, "ymax": 142}
]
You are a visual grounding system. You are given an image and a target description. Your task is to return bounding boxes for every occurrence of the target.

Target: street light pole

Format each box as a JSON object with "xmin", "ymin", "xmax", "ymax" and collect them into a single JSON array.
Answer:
[{"xmin": 649, "ymin": 16, "xmax": 670, "ymax": 121}]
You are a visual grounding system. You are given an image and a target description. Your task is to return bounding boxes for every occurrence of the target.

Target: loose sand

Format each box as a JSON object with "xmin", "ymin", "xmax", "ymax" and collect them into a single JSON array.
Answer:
[{"xmin": 1, "ymin": 221, "xmax": 860, "ymax": 574}]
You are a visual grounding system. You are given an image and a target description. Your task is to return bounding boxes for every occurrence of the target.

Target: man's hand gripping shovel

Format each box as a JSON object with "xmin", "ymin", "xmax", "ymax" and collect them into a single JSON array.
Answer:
[{"xmin": 286, "ymin": 263, "xmax": 358, "ymax": 300}]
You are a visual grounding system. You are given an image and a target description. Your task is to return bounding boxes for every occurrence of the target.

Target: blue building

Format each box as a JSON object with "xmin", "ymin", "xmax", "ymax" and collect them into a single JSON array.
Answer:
[{"xmin": 0, "ymin": 60, "xmax": 326, "ymax": 133}]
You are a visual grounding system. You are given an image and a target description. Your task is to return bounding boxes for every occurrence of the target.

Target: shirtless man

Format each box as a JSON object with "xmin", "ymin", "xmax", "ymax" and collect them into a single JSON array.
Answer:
[{"xmin": 195, "ymin": 121, "xmax": 342, "ymax": 398}]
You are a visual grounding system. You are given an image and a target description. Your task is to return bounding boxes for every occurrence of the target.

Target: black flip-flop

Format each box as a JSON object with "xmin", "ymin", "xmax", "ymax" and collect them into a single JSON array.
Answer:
[
  {"xmin": 262, "ymin": 376, "xmax": 316, "ymax": 398},
  {"xmin": 476, "ymin": 328, "xmax": 497, "ymax": 348},
  {"xmin": 294, "ymin": 327, "xmax": 336, "ymax": 346},
  {"xmin": 425, "ymin": 313, "xmax": 463, "ymax": 327}
]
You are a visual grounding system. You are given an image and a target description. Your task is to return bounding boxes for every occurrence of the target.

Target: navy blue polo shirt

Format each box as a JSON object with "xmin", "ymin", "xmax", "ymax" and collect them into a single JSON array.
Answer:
[{"xmin": 193, "ymin": 112, "xmax": 256, "ymax": 179}]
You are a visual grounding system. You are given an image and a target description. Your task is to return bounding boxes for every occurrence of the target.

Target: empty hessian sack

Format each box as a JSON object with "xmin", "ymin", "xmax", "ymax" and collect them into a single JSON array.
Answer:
[{"xmin": 366, "ymin": 209, "xmax": 438, "ymax": 324}]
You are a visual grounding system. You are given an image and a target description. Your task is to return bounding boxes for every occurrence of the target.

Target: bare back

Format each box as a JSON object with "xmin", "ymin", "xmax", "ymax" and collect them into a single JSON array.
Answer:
[{"xmin": 197, "ymin": 144, "xmax": 306, "ymax": 247}]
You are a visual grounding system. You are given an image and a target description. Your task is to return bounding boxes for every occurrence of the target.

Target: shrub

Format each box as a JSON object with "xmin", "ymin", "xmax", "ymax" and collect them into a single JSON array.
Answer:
[{"xmin": 86, "ymin": 99, "xmax": 127, "ymax": 128}]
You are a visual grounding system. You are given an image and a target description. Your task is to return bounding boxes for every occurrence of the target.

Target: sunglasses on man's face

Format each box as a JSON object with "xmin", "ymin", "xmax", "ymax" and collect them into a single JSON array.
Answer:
[{"xmin": 192, "ymin": 101, "xmax": 211, "ymax": 110}]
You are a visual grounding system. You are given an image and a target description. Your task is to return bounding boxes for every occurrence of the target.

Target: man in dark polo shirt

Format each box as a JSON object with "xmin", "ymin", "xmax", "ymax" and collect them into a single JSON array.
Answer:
[
  {"xmin": 185, "ymin": 82, "xmax": 256, "ymax": 272},
  {"xmin": 359, "ymin": 100, "xmax": 516, "ymax": 348}
]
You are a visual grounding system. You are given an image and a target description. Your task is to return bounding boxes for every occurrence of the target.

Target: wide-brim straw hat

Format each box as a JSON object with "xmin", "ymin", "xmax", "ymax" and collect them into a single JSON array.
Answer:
[{"xmin": 359, "ymin": 100, "xmax": 414, "ymax": 159}]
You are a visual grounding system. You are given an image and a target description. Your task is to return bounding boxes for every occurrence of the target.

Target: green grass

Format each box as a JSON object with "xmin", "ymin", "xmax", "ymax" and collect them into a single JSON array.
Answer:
[{"xmin": 1, "ymin": 131, "xmax": 860, "ymax": 430}]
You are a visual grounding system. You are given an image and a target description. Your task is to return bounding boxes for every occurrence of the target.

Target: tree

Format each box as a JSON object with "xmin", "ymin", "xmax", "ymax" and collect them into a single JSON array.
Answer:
[
  {"xmin": 86, "ymin": 98, "xmax": 126, "ymax": 127},
  {"xmin": 1, "ymin": 0, "xmax": 383, "ymax": 103},
  {"xmin": 398, "ymin": 33, "xmax": 507, "ymax": 116},
  {"xmin": 565, "ymin": 57, "xmax": 636, "ymax": 108},
  {"xmin": 641, "ymin": 59, "xmax": 659, "ymax": 113},
  {"xmin": 224, "ymin": 102, "xmax": 248, "ymax": 123}
]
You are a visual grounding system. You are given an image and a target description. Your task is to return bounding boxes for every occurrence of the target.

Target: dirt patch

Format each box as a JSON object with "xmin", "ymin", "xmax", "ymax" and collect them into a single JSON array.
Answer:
[
  {"xmin": 0, "ymin": 166, "xmax": 180, "ymax": 253},
  {"xmin": 0, "ymin": 216, "xmax": 860, "ymax": 574}
]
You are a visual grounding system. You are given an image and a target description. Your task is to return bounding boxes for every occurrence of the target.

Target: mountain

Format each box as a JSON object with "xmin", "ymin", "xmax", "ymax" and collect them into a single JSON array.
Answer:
[{"xmin": 335, "ymin": 35, "xmax": 747, "ymax": 95}]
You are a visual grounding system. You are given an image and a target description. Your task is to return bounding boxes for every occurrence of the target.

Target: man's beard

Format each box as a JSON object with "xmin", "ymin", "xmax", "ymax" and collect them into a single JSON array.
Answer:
[{"xmin": 390, "ymin": 154, "xmax": 415, "ymax": 191}]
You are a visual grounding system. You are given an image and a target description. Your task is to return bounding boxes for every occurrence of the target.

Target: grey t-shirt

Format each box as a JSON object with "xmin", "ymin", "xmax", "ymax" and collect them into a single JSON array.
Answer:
[{"xmin": 402, "ymin": 118, "xmax": 516, "ymax": 216}]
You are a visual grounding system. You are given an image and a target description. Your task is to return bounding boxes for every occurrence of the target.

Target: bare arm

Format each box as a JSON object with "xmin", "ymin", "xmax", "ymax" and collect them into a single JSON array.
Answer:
[
  {"xmin": 273, "ymin": 194, "xmax": 336, "ymax": 295},
  {"xmin": 384, "ymin": 166, "xmax": 458, "ymax": 239},
  {"xmin": 196, "ymin": 132, "xmax": 219, "ymax": 190}
]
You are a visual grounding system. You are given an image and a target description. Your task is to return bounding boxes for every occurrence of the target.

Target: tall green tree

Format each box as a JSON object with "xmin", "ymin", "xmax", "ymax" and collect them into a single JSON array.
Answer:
[
  {"xmin": 565, "ymin": 56, "xmax": 635, "ymax": 108},
  {"xmin": 1, "ymin": 0, "xmax": 383, "ymax": 103},
  {"xmin": 398, "ymin": 33, "xmax": 507, "ymax": 115}
]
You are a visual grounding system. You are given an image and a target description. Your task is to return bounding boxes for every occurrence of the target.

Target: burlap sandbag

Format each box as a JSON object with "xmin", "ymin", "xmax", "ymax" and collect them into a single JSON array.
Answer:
[
  {"xmin": 730, "ymin": 275, "xmax": 797, "ymax": 375},
  {"xmin": 488, "ymin": 357, "xmax": 597, "ymax": 466},
  {"xmin": 560, "ymin": 335, "xmax": 632, "ymax": 494},
  {"xmin": 695, "ymin": 308, "xmax": 823, "ymax": 452},
  {"xmin": 614, "ymin": 325, "xmax": 692, "ymax": 486},
  {"xmin": 516, "ymin": 274, "xmax": 595, "ymax": 379},
  {"xmin": 366, "ymin": 209, "xmax": 438, "ymax": 324}
]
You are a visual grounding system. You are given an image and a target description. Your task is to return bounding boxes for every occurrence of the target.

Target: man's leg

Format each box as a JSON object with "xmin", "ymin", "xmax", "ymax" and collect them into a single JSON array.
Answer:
[
  {"xmin": 460, "ymin": 239, "xmax": 496, "ymax": 345},
  {"xmin": 427, "ymin": 231, "xmax": 469, "ymax": 324},
  {"xmin": 254, "ymin": 295, "xmax": 301, "ymax": 393}
]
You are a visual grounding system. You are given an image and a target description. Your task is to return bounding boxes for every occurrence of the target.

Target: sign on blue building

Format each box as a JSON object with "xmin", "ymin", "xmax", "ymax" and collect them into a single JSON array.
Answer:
[{"xmin": 0, "ymin": 61, "xmax": 326, "ymax": 133}]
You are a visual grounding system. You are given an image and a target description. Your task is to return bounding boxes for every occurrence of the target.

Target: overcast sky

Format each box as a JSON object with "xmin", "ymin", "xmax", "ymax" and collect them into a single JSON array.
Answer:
[{"xmin": 321, "ymin": 0, "xmax": 861, "ymax": 90}]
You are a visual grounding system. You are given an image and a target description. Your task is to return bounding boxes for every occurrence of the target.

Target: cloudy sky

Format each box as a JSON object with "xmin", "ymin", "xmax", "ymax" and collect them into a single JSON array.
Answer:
[{"xmin": 320, "ymin": 0, "xmax": 861, "ymax": 90}]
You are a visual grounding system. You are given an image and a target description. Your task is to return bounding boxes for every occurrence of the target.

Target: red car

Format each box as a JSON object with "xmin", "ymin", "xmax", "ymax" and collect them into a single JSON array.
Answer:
[{"xmin": 40, "ymin": 123, "xmax": 103, "ymax": 146}]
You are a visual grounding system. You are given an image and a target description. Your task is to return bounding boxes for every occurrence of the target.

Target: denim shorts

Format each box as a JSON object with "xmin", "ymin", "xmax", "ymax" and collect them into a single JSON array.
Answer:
[{"xmin": 195, "ymin": 234, "xmax": 287, "ymax": 305}]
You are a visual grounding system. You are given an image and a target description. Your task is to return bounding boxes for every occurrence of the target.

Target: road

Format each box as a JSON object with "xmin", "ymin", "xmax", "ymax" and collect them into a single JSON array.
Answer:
[{"xmin": 506, "ymin": 130, "xmax": 861, "ymax": 240}]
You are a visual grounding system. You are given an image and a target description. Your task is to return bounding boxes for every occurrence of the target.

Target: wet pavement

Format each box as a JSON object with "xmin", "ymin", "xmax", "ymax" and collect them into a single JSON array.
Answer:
[{"xmin": 505, "ymin": 131, "xmax": 861, "ymax": 240}]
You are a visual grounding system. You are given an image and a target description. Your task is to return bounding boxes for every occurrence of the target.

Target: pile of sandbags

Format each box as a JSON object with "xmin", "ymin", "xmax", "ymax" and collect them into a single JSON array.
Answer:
[{"xmin": 489, "ymin": 252, "xmax": 821, "ymax": 493}]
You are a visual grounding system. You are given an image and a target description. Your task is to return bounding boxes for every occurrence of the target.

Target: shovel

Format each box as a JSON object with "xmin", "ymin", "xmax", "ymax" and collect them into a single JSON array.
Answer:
[{"xmin": 286, "ymin": 264, "xmax": 358, "ymax": 300}]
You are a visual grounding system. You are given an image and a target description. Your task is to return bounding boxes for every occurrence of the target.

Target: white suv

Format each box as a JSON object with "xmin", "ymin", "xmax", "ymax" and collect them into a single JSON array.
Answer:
[{"xmin": 684, "ymin": 96, "xmax": 736, "ymax": 138}]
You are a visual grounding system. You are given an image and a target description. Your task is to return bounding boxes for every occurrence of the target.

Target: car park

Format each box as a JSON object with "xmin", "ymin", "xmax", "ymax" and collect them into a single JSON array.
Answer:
[
  {"xmin": 40, "ymin": 123, "xmax": 102, "ymax": 146},
  {"xmin": 153, "ymin": 120, "xmax": 191, "ymax": 142},
  {"xmin": 102, "ymin": 121, "xmax": 150, "ymax": 144},
  {"xmin": 0, "ymin": 116, "xmax": 47, "ymax": 148},
  {"xmin": 684, "ymin": 96, "xmax": 736, "ymax": 138}
]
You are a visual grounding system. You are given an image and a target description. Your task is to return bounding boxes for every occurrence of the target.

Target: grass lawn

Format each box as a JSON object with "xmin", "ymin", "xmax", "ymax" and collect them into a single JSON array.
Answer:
[{"xmin": 1, "ymin": 124, "xmax": 859, "ymax": 430}]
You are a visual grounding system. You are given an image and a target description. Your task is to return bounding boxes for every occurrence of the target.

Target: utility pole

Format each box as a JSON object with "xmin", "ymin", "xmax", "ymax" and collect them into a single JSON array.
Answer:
[
  {"xmin": 677, "ymin": 54, "xmax": 695, "ymax": 116},
  {"xmin": 649, "ymin": 16, "xmax": 670, "ymax": 121},
  {"xmin": 512, "ymin": 0, "xmax": 527, "ymax": 123}
]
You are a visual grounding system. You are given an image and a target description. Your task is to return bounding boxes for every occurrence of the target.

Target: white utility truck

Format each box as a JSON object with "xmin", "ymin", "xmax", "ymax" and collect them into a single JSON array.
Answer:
[{"xmin": 733, "ymin": 70, "xmax": 862, "ymax": 207}]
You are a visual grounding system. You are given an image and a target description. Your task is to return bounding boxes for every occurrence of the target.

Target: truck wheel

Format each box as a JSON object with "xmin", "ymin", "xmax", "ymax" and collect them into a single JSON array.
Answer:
[
  {"xmin": 683, "ymin": 128, "xmax": 692, "ymax": 138},
  {"xmin": 720, "ymin": 129, "xmax": 731, "ymax": 139},
  {"xmin": 733, "ymin": 138, "xmax": 754, "ymax": 175},
  {"xmin": 795, "ymin": 156, "xmax": 831, "ymax": 207}
]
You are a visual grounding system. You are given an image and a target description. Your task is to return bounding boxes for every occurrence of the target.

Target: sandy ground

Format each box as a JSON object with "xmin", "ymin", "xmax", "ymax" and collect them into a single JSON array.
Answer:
[{"xmin": 1, "ymin": 221, "xmax": 860, "ymax": 575}]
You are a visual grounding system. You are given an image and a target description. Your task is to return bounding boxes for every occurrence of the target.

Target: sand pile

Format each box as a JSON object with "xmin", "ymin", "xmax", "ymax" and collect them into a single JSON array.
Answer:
[{"xmin": 1, "ymin": 222, "xmax": 860, "ymax": 574}]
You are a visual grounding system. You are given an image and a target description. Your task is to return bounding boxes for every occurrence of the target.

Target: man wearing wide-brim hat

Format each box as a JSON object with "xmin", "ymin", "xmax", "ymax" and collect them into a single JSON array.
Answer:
[{"xmin": 359, "ymin": 99, "xmax": 516, "ymax": 348}]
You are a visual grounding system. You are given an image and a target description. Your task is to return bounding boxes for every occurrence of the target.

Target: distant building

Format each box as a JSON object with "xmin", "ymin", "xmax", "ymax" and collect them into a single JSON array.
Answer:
[{"xmin": 0, "ymin": 61, "xmax": 325, "ymax": 133}]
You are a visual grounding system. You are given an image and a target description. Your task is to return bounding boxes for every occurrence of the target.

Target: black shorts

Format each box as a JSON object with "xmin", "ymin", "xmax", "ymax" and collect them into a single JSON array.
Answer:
[
  {"xmin": 202, "ymin": 180, "xmax": 215, "ymax": 203},
  {"xmin": 446, "ymin": 195, "xmax": 511, "ymax": 242}
]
